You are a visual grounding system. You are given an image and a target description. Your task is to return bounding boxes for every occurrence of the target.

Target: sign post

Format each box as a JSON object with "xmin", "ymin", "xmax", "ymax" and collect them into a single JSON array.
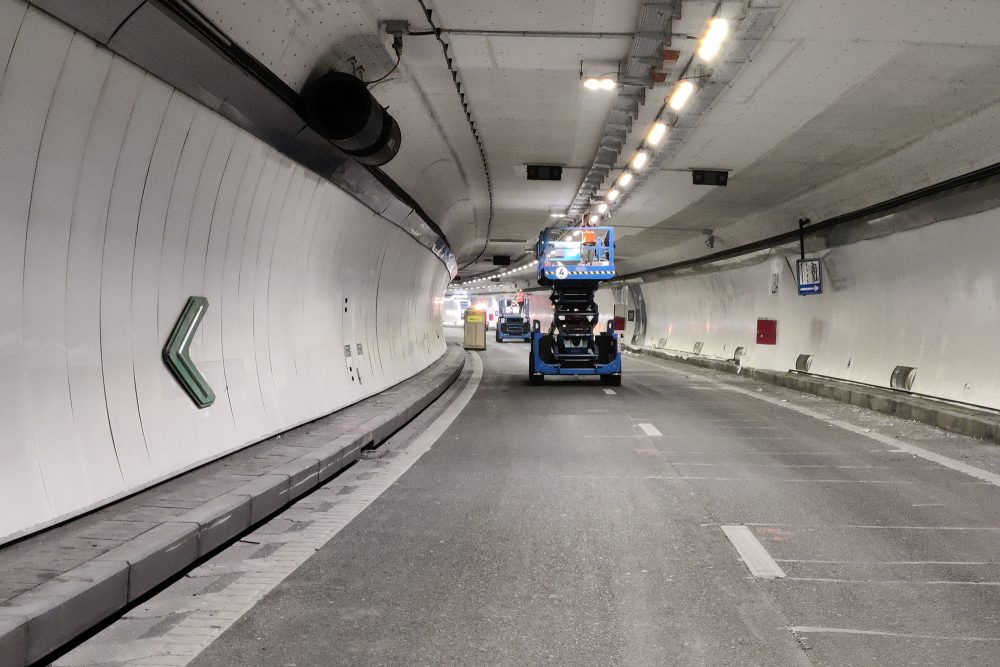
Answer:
[{"xmin": 796, "ymin": 218, "xmax": 823, "ymax": 296}]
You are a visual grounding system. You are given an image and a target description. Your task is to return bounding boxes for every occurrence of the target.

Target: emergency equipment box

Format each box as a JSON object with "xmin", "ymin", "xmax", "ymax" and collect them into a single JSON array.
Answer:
[{"xmin": 463, "ymin": 309, "xmax": 487, "ymax": 350}]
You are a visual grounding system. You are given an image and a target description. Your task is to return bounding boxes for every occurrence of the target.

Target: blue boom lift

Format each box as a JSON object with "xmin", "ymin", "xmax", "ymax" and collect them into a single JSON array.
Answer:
[{"xmin": 528, "ymin": 226, "xmax": 621, "ymax": 386}]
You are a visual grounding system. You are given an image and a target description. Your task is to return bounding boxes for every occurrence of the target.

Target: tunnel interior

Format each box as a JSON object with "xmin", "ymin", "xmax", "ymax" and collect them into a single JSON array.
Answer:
[{"xmin": 2, "ymin": 1, "xmax": 1000, "ymax": 665}]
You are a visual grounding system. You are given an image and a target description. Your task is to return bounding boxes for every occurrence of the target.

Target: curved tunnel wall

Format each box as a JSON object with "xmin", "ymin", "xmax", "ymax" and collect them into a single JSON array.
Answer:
[
  {"xmin": 633, "ymin": 205, "xmax": 1000, "ymax": 410},
  {"xmin": 0, "ymin": 4, "xmax": 448, "ymax": 542}
]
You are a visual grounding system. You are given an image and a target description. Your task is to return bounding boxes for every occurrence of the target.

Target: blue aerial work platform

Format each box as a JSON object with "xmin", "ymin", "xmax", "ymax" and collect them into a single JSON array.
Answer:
[{"xmin": 529, "ymin": 226, "xmax": 621, "ymax": 385}]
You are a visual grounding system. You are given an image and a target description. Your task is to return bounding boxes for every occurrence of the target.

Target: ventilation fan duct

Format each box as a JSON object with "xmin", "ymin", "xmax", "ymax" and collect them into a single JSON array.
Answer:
[
  {"xmin": 795, "ymin": 354, "xmax": 814, "ymax": 372},
  {"xmin": 890, "ymin": 366, "xmax": 918, "ymax": 391},
  {"xmin": 300, "ymin": 72, "xmax": 401, "ymax": 166}
]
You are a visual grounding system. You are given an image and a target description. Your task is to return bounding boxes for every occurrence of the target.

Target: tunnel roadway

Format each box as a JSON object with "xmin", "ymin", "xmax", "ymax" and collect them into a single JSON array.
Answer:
[{"xmin": 57, "ymin": 331, "xmax": 1000, "ymax": 666}]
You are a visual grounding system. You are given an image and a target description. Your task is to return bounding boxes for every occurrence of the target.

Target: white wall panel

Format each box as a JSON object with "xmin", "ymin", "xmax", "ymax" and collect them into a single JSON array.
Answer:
[
  {"xmin": 65, "ymin": 56, "xmax": 146, "ymax": 496},
  {"xmin": 0, "ymin": 5, "xmax": 67, "ymax": 530},
  {"xmin": 0, "ymin": 0, "xmax": 26, "ymax": 78},
  {"xmin": 0, "ymin": 4, "xmax": 449, "ymax": 542},
  {"xmin": 637, "ymin": 208, "xmax": 1000, "ymax": 410},
  {"xmin": 134, "ymin": 92, "xmax": 199, "ymax": 477},
  {"xmin": 24, "ymin": 33, "xmax": 119, "ymax": 517}
]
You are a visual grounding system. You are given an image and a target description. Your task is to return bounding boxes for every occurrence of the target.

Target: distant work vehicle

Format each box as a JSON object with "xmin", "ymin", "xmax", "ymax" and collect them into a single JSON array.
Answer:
[
  {"xmin": 495, "ymin": 298, "xmax": 531, "ymax": 343},
  {"xmin": 528, "ymin": 226, "xmax": 621, "ymax": 385}
]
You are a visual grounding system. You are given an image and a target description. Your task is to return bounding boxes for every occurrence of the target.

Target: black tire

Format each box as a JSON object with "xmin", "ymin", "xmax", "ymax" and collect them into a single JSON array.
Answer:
[
  {"xmin": 601, "ymin": 374, "xmax": 621, "ymax": 387},
  {"xmin": 529, "ymin": 350, "xmax": 544, "ymax": 385}
]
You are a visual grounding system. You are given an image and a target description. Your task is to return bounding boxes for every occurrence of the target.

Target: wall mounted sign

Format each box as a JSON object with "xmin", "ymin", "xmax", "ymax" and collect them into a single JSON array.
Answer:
[{"xmin": 163, "ymin": 297, "xmax": 215, "ymax": 408}]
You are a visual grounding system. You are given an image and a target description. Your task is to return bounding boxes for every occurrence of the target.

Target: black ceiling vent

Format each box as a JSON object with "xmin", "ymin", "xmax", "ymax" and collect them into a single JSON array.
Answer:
[
  {"xmin": 692, "ymin": 169, "xmax": 729, "ymax": 186},
  {"xmin": 493, "ymin": 255, "xmax": 511, "ymax": 266},
  {"xmin": 527, "ymin": 165, "xmax": 562, "ymax": 181},
  {"xmin": 300, "ymin": 71, "xmax": 401, "ymax": 166}
]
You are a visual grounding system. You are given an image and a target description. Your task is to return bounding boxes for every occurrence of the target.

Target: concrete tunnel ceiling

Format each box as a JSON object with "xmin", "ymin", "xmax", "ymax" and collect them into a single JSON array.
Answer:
[{"xmin": 190, "ymin": 0, "xmax": 1000, "ymax": 278}]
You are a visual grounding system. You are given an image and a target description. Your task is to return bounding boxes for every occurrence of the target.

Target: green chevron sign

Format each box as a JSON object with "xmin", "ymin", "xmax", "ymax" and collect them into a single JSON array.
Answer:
[{"xmin": 163, "ymin": 296, "xmax": 215, "ymax": 409}]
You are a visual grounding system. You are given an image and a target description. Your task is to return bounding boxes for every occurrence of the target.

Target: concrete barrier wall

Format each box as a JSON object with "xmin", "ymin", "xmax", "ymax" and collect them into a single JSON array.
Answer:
[
  {"xmin": 0, "ymin": 3, "xmax": 449, "ymax": 542},
  {"xmin": 636, "ymin": 206, "xmax": 1000, "ymax": 410}
]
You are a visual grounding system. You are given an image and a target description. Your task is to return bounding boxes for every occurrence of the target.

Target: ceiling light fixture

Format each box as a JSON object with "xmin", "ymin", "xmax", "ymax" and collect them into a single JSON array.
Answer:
[
  {"xmin": 589, "ymin": 214, "xmax": 600, "ymax": 224},
  {"xmin": 618, "ymin": 172, "xmax": 633, "ymax": 187},
  {"xmin": 646, "ymin": 121, "xmax": 668, "ymax": 146},
  {"xmin": 607, "ymin": 188, "xmax": 620, "ymax": 201},
  {"xmin": 631, "ymin": 151, "xmax": 649, "ymax": 170},
  {"xmin": 584, "ymin": 77, "xmax": 616, "ymax": 91},
  {"xmin": 597, "ymin": 202, "xmax": 609, "ymax": 214},
  {"xmin": 697, "ymin": 18, "xmax": 729, "ymax": 62},
  {"xmin": 668, "ymin": 80, "xmax": 696, "ymax": 111}
]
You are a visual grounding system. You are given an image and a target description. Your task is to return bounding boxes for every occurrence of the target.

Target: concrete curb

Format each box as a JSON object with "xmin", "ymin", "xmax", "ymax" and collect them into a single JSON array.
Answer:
[
  {"xmin": 626, "ymin": 345, "xmax": 1000, "ymax": 445},
  {"xmin": 0, "ymin": 347, "xmax": 466, "ymax": 666}
]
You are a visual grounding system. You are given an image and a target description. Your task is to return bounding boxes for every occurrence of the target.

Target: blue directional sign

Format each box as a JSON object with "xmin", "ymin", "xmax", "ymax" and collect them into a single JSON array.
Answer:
[{"xmin": 797, "ymin": 258, "xmax": 823, "ymax": 296}]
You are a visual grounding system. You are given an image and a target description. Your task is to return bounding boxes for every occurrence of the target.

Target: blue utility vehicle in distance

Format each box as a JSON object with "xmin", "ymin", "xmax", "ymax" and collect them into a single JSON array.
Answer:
[{"xmin": 495, "ymin": 298, "xmax": 531, "ymax": 343}]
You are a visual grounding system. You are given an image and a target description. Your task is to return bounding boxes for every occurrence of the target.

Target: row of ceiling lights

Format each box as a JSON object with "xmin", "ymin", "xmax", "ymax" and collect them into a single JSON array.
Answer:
[
  {"xmin": 575, "ymin": 17, "xmax": 730, "ymax": 225},
  {"xmin": 456, "ymin": 259, "xmax": 539, "ymax": 287},
  {"xmin": 450, "ymin": 17, "xmax": 731, "ymax": 289}
]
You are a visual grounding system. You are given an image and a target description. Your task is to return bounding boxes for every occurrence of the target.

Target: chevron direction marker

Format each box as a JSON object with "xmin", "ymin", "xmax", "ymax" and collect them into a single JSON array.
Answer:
[{"xmin": 163, "ymin": 296, "xmax": 215, "ymax": 408}]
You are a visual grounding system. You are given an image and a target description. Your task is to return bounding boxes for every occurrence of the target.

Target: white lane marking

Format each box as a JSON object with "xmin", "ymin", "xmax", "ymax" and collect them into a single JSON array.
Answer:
[
  {"xmin": 747, "ymin": 523, "xmax": 1000, "ymax": 531},
  {"xmin": 559, "ymin": 475, "xmax": 913, "ymax": 483},
  {"xmin": 628, "ymin": 355, "xmax": 1000, "ymax": 487},
  {"xmin": 777, "ymin": 559, "xmax": 1000, "ymax": 565},
  {"xmin": 602, "ymin": 388, "xmax": 616, "ymax": 395},
  {"xmin": 721, "ymin": 525, "xmax": 786, "ymax": 578},
  {"xmin": 675, "ymin": 463, "xmax": 890, "ymax": 469},
  {"xmin": 638, "ymin": 423, "xmax": 662, "ymax": 436},
  {"xmin": 784, "ymin": 577, "xmax": 1000, "ymax": 586},
  {"xmin": 55, "ymin": 353, "xmax": 484, "ymax": 667},
  {"xmin": 790, "ymin": 626, "xmax": 1000, "ymax": 642}
]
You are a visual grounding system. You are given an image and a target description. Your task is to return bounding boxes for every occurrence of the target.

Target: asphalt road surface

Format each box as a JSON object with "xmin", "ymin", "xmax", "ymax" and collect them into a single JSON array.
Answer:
[{"xmin": 61, "ymin": 332, "xmax": 1000, "ymax": 666}]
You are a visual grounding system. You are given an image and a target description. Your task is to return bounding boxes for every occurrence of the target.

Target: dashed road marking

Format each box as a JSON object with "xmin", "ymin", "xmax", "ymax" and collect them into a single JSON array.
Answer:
[
  {"xmin": 627, "ymin": 355, "xmax": 1000, "ymax": 487},
  {"xmin": 784, "ymin": 577, "xmax": 1000, "ymax": 586},
  {"xmin": 790, "ymin": 626, "xmax": 1000, "ymax": 642},
  {"xmin": 777, "ymin": 559, "xmax": 1000, "ymax": 565},
  {"xmin": 638, "ymin": 423, "xmax": 662, "ymax": 436},
  {"xmin": 721, "ymin": 525, "xmax": 786, "ymax": 578}
]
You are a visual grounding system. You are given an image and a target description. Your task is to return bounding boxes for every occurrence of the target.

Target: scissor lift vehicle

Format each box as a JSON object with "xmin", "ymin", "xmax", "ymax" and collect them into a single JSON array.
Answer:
[{"xmin": 528, "ymin": 226, "xmax": 621, "ymax": 385}]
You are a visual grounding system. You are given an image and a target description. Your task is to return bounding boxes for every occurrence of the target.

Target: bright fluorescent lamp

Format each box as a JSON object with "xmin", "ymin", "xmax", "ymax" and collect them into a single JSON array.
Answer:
[
  {"xmin": 646, "ymin": 121, "xmax": 668, "ymax": 146},
  {"xmin": 668, "ymin": 80, "xmax": 696, "ymax": 111},
  {"xmin": 597, "ymin": 202, "xmax": 609, "ymax": 214},
  {"xmin": 589, "ymin": 214, "xmax": 600, "ymax": 224},
  {"xmin": 549, "ymin": 212, "xmax": 563, "ymax": 218},
  {"xmin": 618, "ymin": 172, "xmax": 633, "ymax": 187},
  {"xmin": 608, "ymin": 188, "xmax": 620, "ymax": 201},
  {"xmin": 697, "ymin": 18, "xmax": 729, "ymax": 61},
  {"xmin": 631, "ymin": 151, "xmax": 649, "ymax": 170},
  {"xmin": 584, "ymin": 77, "xmax": 616, "ymax": 91}
]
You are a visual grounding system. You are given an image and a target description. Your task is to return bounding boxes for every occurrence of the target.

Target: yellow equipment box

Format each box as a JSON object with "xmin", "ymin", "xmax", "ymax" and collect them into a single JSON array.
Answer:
[{"xmin": 463, "ymin": 309, "xmax": 487, "ymax": 350}]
